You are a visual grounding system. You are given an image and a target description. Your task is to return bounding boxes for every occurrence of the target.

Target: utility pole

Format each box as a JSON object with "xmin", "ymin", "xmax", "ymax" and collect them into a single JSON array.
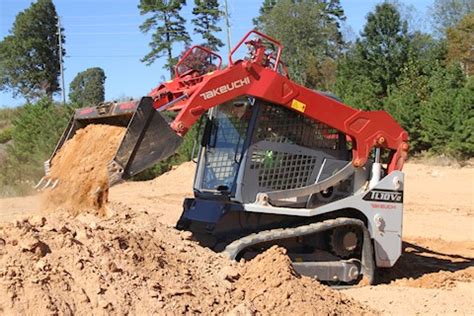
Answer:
[
  {"xmin": 57, "ymin": 16, "xmax": 66, "ymax": 105},
  {"xmin": 223, "ymin": 0, "xmax": 232, "ymax": 54}
]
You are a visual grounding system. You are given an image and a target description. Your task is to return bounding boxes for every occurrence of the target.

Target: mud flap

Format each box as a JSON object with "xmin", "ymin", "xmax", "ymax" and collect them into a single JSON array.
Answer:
[{"xmin": 108, "ymin": 97, "xmax": 183, "ymax": 185}]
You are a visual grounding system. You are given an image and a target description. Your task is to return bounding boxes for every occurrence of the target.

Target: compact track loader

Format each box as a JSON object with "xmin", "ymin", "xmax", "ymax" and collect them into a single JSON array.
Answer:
[{"xmin": 42, "ymin": 31, "xmax": 409, "ymax": 284}]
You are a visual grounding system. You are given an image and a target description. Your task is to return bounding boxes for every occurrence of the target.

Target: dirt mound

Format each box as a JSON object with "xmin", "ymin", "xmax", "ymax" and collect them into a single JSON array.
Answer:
[
  {"xmin": 42, "ymin": 124, "xmax": 125, "ymax": 216},
  {"xmin": 0, "ymin": 212, "xmax": 374, "ymax": 315},
  {"xmin": 2, "ymin": 160, "xmax": 473, "ymax": 314},
  {"xmin": 235, "ymin": 246, "xmax": 373, "ymax": 314}
]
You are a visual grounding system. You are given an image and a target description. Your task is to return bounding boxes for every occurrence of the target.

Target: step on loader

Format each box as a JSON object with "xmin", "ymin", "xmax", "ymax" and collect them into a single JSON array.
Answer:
[{"xmin": 42, "ymin": 30, "xmax": 409, "ymax": 285}]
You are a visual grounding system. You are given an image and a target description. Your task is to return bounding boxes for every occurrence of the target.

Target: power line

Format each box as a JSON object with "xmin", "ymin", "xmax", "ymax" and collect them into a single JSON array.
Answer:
[
  {"xmin": 67, "ymin": 23, "xmax": 140, "ymax": 27},
  {"xmin": 64, "ymin": 14, "xmax": 138, "ymax": 18},
  {"xmin": 0, "ymin": 14, "xmax": 139, "ymax": 19},
  {"xmin": 66, "ymin": 55, "xmax": 142, "ymax": 58},
  {"xmin": 57, "ymin": 16, "xmax": 66, "ymax": 106},
  {"xmin": 224, "ymin": 0, "xmax": 232, "ymax": 54},
  {"xmin": 66, "ymin": 32, "xmax": 140, "ymax": 35}
]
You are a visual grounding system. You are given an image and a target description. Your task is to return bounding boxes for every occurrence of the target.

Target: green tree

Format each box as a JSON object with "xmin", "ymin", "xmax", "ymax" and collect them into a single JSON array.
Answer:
[
  {"xmin": 254, "ymin": 0, "xmax": 346, "ymax": 89},
  {"xmin": 335, "ymin": 51, "xmax": 380, "ymax": 110},
  {"xmin": 0, "ymin": 0, "xmax": 64, "ymax": 100},
  {"xmin": 0, "ymin": 98, "xmax": 72, "ymax": 195},
  {"xmin": 431, "ymin": 0, "xmax": 473, "ymax": 35},
  {"xmin": 446, "ymin": 13, "xmax": 474, "ymax": 76},
  {"xmin": 192, "ymin": 0, "xmax": 224, "ymax": 51},
  {"xmin": 0, "ymin": 108, "xmax": 18, "ymax": 144},
  {"xmin": 0, "ymin": 127, "xmax": 12, "ymax": 144},
  {"xmin": 420, "ymin": 63, "xmax": 466, "ymax": 154},
  {"xmin": 384, "ymin": 33, "xmax": 446, "ymax": 152},
  {"xmin": 336, "ymin": 2, "xmax": 409, "ymax": 109},
  {"xmin": 450, "ymin": 76, "xmax": 474, "ymax": 157},
  {"xmin": 253, "ymin": 0, "xmax": 278, "ymax": 28},
  {"xmin": 69, "ymin": 67, "xmax": 106, "ymax": 106},
  {"xmin": 138, "ymin": 0, "xmax": 191, "ymax": 77}
]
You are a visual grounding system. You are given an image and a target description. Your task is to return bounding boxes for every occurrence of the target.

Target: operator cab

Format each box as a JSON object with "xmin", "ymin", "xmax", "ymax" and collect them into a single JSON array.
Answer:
[{"xmin": 193, "ymin": 96, "xmax": 352, "ymax": 209}]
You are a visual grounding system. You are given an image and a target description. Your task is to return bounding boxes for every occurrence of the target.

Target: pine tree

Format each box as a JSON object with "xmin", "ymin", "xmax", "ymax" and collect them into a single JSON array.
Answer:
[
  {"xmin": 138, "ymin": 0, "xmax": 191, "ymax": 77},
  {"xmin": 0, "ymin": 0, "xmax": 65, "ymax": 100},
  {"xmin": 253, "ymin": 0, "xmax": 278, "ymax": 28},
  {"xmin": 191, "ymin": 0, "xmax": 224, "ymax": 51},
  {"xmin": 253, "ymin": 0, "xmax": 346, "ymax": 89},
  {"xmin": 69, "ymin": 67, "xmax": 107, "ymax": 107},
  {"xmin": 358, "ymin": 3, "xmax": 409, "ymax": 100},
  {"xmin": 384, "ymin": 32, "xmax": 446, "ymax": 152},
  {"xmin": 335, "ymin": 51, "xmax": 380, "ymax": 110},
  {"xmin": 335, "ymin": 2, "xmax": 409, "ymax": 110},
  {"xmin": 420, "ymin": 63, "xmax": 466, "ymax": 153},
  {"xmin": 450, "ymin": 76, "xmax": 474, "ymax": 157}
]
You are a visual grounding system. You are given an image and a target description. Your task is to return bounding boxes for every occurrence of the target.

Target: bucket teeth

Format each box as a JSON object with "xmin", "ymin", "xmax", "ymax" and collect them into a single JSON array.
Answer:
[
  {"xmin": 41, "ymin": 178, "xmax": 52, "ymax": 190},
  {"xmin": 108, "ymin": 160, "xmax": 125, "ymax": 186},
  {"xmin": 34, "ymin": 176, "xmax": 46, "ymax": 189},
  {"xmin": 34, "ymin": 177, "xmax": 59, "ymax": 191},
  {"xmin": 44, "ymin": 160, "xmax": 51, "ymax": 176},
  {"xmin": 51, "ymin": 179, "xmax": 60, "ymax": 189}
]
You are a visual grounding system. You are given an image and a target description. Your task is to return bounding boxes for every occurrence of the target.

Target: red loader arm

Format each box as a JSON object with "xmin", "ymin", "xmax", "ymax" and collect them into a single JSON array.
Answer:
[{"xmin": 147, "ymin": 30, "xmax": 409, "ymax": 173}]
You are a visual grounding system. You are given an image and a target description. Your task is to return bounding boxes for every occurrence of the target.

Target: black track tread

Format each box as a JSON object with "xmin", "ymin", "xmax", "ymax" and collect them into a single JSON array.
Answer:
[
  {"xmin": 223, "ymin": 217, "xmax": 364, "ymax": 260},
  {"xmin": 223, "ymin": 217, "xmax": 375, "ymax": 285}
]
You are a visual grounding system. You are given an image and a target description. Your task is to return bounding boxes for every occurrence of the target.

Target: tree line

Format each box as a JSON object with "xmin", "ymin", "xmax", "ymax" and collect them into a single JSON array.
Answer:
[
  {"xmin": 0, "ymin": 0, "xmax": 472, "ymax": 196},
  {"xmin": 0, "ymin": 0, "xmax": 224, "ymax": 195}
]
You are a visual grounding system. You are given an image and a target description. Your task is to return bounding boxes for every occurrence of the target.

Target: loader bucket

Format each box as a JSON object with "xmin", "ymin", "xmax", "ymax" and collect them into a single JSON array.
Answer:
[
  {"xmin": 46, "ymin": 99, "xmax": 139, "ymax": 176},
  {"xmin": 47, "ymin": 96, "xmax": 183, "ymax": 187},
  {"xmin": 108, "ymin": 97, "xmax": 183, "ymax": 184}
]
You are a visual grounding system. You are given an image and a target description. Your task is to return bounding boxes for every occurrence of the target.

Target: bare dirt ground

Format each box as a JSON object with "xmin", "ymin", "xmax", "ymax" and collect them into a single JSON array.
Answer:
[{"xmin": 1, "ymin": 161, "xmax": 473, "ymax": 314}]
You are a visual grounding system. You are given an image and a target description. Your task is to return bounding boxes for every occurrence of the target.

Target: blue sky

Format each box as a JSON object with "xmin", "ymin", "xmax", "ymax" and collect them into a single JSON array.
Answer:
[{"xmin": 0, "ymin": 0, "xmax": 433, "ymax": 107}]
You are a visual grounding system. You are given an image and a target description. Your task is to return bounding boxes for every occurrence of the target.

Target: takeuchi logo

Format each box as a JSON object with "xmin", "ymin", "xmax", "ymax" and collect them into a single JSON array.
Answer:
[{"xmin": 200, "ymin": 76, "xmax": 251, "ymax": 100}]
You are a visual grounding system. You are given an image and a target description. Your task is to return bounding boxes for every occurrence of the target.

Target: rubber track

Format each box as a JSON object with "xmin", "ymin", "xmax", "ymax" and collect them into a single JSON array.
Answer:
[{"xmin": 223, "ymin": 217, "xmax": 375, "ymax": 284}]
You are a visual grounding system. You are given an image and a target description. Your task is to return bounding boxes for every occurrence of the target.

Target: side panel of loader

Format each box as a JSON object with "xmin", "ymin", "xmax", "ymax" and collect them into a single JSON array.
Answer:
[{"xmin": 110, "ymin": 97, "xmax": 183, "ymax": 184}]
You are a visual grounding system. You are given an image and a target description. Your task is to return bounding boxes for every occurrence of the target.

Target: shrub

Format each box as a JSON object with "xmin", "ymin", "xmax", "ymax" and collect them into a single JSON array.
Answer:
[
  {"xmin": 0, "ymin": 98, "xmax": 72, "ymax": 196},
  {"xmin": 0, "ymin": 127, "xmax": 12, "ymax": 144}
]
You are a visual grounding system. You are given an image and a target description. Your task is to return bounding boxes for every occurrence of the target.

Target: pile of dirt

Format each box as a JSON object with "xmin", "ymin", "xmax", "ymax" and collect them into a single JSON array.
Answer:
[
  {"xmin": 42, "ymin": 124, "xmax": 125, "ymax": 216},
  {"xmin": 234, "ymin": 246, "xmax": 372, "ymax": 314},
  {"xmin": 2, "ymin": 158, "xmax": 473, "ymax": 314},
  {"xmin": 0, "ymin": 211, "xmax": 374, "ymax": 315}
]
